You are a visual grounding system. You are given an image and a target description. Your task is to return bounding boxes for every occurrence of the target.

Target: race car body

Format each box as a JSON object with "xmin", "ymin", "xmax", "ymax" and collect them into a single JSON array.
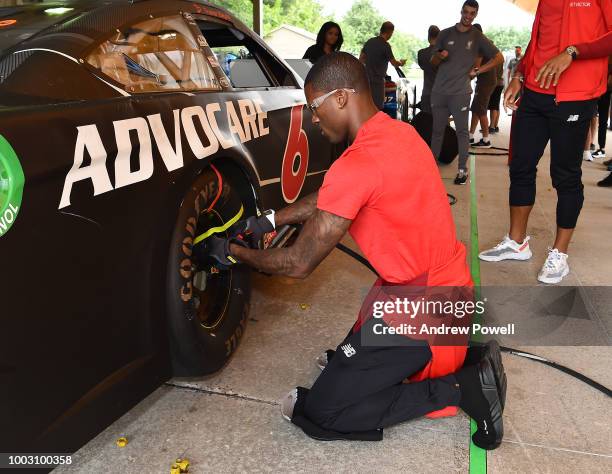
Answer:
[{"xmin": 0, "ymin": 0, "xmax": 334, "ymax": 453}]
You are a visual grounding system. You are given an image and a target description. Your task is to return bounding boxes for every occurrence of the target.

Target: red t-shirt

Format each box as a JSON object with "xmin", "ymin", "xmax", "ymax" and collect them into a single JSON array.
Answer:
[
  {"xmin": 526, "ymin": 0, "xmax": 563, "ymax": 95},
  {"xmin": 317, "ymin": 112, "xmax": 472, "ymax": 288}
]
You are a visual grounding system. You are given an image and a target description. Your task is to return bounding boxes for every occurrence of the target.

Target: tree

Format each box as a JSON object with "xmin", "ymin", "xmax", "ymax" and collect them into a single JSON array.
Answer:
[
  {"xmin": 389, "ymin": 31, "xmax": 427, "ymax": 65},
  {"xmin": 339, "ymin": 0, "xmax": 425, "ymax": 63},
  {"xmin": 483, "ymin": 27, "xmax": 531, "ymax": 53},
  {"xmin": 212, "ymin": 0, "xmax": 329, "ymax": 36},
  {"xmin": 340, "ymin": 0, "xmax": 384, "ymax": 55}
]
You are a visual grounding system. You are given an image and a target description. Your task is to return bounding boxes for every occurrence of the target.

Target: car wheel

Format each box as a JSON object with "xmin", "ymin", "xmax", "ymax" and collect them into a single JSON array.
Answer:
[{"xmin": 167, "ymin": 167, "xmax": 251, "ymax": 376}]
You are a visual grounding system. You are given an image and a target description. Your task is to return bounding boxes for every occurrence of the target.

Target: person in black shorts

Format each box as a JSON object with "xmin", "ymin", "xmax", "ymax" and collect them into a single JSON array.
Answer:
[{"xmin": 488, "ymin": 61, "xmax": 504, "ymax": 133}]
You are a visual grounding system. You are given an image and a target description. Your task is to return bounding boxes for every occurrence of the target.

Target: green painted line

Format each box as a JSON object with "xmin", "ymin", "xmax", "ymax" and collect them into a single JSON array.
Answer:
[{"xmin": 468, "ymin": 153, "xmax": 487, "ymax": 474}]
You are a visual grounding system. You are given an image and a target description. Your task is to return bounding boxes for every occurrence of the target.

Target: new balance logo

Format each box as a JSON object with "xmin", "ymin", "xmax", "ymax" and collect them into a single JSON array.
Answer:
[
  {"xmin": 341, "ymin": 343, "xmax": 356, "ymax": 358},
  {"xmin": 567, "ymin": 115, "xmax": 579, "ymax": 122}
]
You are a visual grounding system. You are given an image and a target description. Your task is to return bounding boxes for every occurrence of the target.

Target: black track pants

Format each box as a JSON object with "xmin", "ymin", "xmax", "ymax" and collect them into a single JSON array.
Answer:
[
  {"xmin": 302, "ymin": 319, "xmax": 461, "ymax": 434},
  {"xmin": 509, "ymin": 88, "xmax": 597, "ymax": 229}
]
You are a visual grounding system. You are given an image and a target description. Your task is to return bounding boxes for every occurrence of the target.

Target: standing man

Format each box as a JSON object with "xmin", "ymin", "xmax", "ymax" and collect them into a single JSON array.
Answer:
[
  {"xmin": 593, "ymin": 55, "xmax": 612, "ymax": 161},
  {"xmin": 199, "ymin": 52, "xmax": 506, "ymax": 450},
  {"xmin": 430, "ymin": 0, "xmax": 504, "ymax": 185},
  {"xmin": 479, "ymin": 1, "xmax": 612, "ymax": 284},
  {"xmin": 469, "ymin": 24, "xmax": 500, "ymax": 148},
  {"xmin": 488, "ymin": 59, "xmax": 505, "ymax": 134},
  {"xmin": 360, "ymin": 21, "xmax": 406, "ymax": 110},
  {"xmin": 506, "ymin": 46, "xmax": 523, "ymax": 85},
  {"xmin": 417, "ymin": 25, "xmax": 440, "ymax": 114}
]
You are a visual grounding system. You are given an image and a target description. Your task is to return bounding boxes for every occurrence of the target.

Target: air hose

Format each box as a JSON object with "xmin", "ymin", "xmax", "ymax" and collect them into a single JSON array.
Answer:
[{"xmin": 333, "ymin": 243, "xmax": 612, "ymax": 398}]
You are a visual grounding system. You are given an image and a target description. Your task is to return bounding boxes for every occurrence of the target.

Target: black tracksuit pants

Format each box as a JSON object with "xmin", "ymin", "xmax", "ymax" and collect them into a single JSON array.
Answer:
[
  {"xmin": 510, "ymin": 88, "xmax": 597, "ymax": 229},
  {"xmin": 300, "ymin": 318, "xmax": 461, "ymax": 434}
]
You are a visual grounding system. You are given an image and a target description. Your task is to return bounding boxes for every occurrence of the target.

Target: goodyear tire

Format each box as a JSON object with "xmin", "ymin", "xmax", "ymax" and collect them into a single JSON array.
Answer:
[{"xmin": 167, "ymin": 168, "xmax": 251, "ymax": 376}]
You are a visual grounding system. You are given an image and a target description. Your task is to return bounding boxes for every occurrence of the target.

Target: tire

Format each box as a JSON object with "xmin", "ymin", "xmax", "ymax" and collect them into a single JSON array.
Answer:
[{"xmin": 167, "ymin": 168, "xmax": 251, "ymax": 376}]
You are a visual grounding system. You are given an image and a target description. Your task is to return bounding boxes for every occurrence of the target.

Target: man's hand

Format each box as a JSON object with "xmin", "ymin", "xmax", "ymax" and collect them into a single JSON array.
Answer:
[
  {"xmin": 503, "ymin": 78, "xmax": 522, "ymax": 111},
  {"xmin": 431, "ymin": 50, "xmax": 448, "ymax": 67},
  {"xmin": 469, "ymin": 67, "xmax": 479, "ymax": 79},
  {"xmin": 229, "ymin": 209, "xmax": 351, "ymax": 279},
  {"xmin": 229, "ymin": 211, "xmax": 275, "ymax": 248},
  {"xmin": 194, "ymin": 236, "xmax": 248, "ymax": 270},
  {"xmin": 535, "ymin": 51, "xmax": 573, "ymax": 89},
  {"xmin": 399, "ymin": 59, "xmax": 407, "ymax": 66}
]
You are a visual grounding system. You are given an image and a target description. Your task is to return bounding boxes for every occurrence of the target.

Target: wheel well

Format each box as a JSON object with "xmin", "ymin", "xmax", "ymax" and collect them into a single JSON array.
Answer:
[{"xmin": 210, "ymin": 159, "xmax": 259, "ymax": 217}]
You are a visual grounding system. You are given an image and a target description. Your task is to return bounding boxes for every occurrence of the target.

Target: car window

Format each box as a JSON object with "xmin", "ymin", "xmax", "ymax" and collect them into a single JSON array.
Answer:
[
  {"xmin": 86, "ymin": 15, "xmax": 221, "ymax": 93},
  {"xmin": 285, "ymin": 59, "xmax": 312, "ymax": 81},
  {"xmin": 198, "ymin": 20, "xmax": 297, "ymax": 89}
]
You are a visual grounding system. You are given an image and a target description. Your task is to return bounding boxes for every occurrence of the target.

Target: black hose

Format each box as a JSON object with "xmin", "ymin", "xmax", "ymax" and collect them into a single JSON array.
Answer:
[
  {"xmin": 499, "ymin": 346, "xmax": 611, "ymax": 398},
  {"xmin": 334, "ymin": 243, "xmax": 612, "ymax": 398},
  {"xmin": 335, "ymin": 242, "xmax": 379, "ymax": 277}
]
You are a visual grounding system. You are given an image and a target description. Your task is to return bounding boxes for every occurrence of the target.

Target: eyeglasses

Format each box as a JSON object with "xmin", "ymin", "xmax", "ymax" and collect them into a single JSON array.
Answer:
[{"xmin": 307, "ymin": 88, "xmax": 356, "ymax": 114}]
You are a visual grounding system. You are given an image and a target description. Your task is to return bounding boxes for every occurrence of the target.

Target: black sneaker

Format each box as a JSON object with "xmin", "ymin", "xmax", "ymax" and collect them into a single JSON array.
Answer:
[
  {"xmin": 472, "ymin": 139, "xmax": 492, "ymax": 148},
  {"xmin": 455, "ymin": 357, "xmax": 505, "ymax": 450},
  {"xmin": 474, "ymin": 356, "xmax": 504, "ymax": 449},
  {"xmin": 592, "ymin": 149, "xmax": 605, "ymax": 159},
  {"xmin": 597, "ymin": 172, "xmax": 612, "ymax": 187},
  {"xmin": 465, "ymin": 341, "xmax": 507, "ymax": 410},
  {"xmin": 454, "ymin": 169, "xmax": 468, "ymax": 185},
  {"xmin": 482, "ymin": 341, "xmax": 507, "ymax": 410},
  {"xmin": 488, "ymin": 127, "xmax": 496, "ymax": 134},
  {"xmin": 494, "ymin": 127, "xmax": 500, "ymax": 133},
  {"xmin": 469, "ymin": 137, "xmax": 475, "ymax": 145}
]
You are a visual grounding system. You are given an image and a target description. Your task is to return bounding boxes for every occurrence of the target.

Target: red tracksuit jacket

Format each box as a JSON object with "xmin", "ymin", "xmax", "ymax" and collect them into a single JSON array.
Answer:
[{"xmin": 519, "ymin": 0, "xmax": 612, "ymax": 102}]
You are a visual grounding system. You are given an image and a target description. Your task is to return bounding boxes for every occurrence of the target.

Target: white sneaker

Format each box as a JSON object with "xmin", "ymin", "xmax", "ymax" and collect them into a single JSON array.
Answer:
[
  {"xmin": 592, "ymin": 149, "xmax": 606, "ymax": 159},
  {"xmin": 583, "ymin": 151, "xmax": 594, "ymax": 162},
  {"xmin": 537, "ymin": 248, "xmax": 569, "ymax": 284},
  {"xmin": 280, "ymin": 388, "xmax": 298, "ymax": 421},
  {"xmin": 479, "ymin": 235, "xmax": 532, "ymax": 262}
]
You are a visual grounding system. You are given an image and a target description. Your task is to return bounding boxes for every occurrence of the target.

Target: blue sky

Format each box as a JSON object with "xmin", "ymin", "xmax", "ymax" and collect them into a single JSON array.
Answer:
[{"xmin": 322, "ymin": 0, "xmax": 535, "ymax": 37}]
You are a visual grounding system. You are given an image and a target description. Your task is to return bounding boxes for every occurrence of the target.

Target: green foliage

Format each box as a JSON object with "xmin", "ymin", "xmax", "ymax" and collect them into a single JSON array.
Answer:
[
  {"xmin": 339, "ymin": 0, "xmax": 384, "ymax": 55},
  {"xmin": 211, "ymin": 0, "xmax": 330, "ymax": 35},
  {"xmin": 213, "ymin": 0, "xmax": 530, "ymax": 65},
  {"xmin": 483, "ymin": 27, "xmax": 531, "ymax": 53},
  {"xmin": 389, "ymin": 31, "xmax": 427, "ymax": 65}
]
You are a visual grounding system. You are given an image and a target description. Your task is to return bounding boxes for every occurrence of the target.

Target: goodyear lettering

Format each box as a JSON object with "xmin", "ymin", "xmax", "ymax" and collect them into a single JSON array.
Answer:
[{"xmin": 59, "ymin": 99, "xmax": 268, "ymax": 209}]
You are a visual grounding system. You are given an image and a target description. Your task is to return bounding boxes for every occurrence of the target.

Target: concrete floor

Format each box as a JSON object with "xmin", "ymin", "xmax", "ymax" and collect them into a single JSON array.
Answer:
[{"xmin": 57, "ymin": 115, "xmax": 612, "ymax": 473}]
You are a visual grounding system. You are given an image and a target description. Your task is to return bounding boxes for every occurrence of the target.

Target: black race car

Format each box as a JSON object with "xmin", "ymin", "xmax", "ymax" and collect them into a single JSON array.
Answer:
[{"xmin": 0, "ymin": 0, "xmax": 335, "ymax": 454}]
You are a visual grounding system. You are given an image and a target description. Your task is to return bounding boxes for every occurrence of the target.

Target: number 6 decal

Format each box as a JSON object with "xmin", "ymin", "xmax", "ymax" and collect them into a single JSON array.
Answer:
[{"xmin": 281, "ymin": 105, "xmax": 309, "ymax": 203}]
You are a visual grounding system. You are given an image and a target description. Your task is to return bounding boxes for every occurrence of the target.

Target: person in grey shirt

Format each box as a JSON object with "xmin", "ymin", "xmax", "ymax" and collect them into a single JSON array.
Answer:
[
  {"xmin": 359, "ymin": 21, "xmax": 406, "ymax": 110},
  {"xmin": 506, "ymin": 46, "xmax": 523, "ymax": 84},
  {"xmin": 417, "ymin": 25, "xmax": 440, "ymax": 114},
  {"xmin": 430, "ymin": 0, "xmax": 503, "ymax": 185}
]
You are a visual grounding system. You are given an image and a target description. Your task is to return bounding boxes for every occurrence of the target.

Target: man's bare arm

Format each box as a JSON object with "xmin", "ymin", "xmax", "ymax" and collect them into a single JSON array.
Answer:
[
  {"xmin": 274, "ymin": 191, "xmax": 318, "ymax": 227},
  {"xmin": 431, "ymin": 50, "xmax": 448, "ymax": 66},
  {"xmin": 478, "ymin": 52, "xmax": 504, "ymax": 75},
  {"xmin": 230, "ymin": 209, "xmax": 351, "ymax": 279}
]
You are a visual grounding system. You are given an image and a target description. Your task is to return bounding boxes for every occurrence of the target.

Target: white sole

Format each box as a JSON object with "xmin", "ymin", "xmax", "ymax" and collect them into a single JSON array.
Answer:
[
  {"xmin": 479, "ymin": 250, "xmax": 532, "ymax": 262},
  {"xmin": 537, "ymin": 267, "xmax": 569, "ymax": 284}
]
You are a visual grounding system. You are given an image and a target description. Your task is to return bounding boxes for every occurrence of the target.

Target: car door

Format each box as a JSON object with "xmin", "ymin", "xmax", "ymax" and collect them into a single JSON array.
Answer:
[{"xmin": 191, "ymin": 13, "xmax": 335, "ymax": 209}]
